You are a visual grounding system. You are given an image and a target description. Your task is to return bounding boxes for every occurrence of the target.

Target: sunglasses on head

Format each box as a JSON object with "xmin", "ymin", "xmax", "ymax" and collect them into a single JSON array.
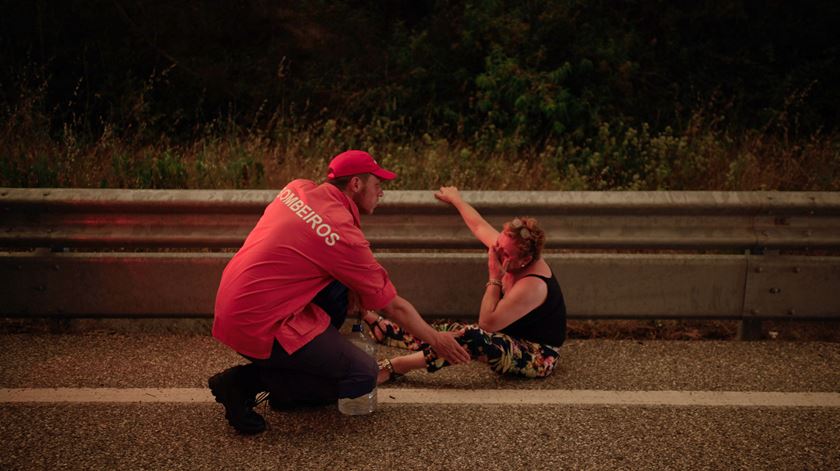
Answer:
[{"xmin": 510, "ymin": 218, "xmax": 532, "ymax": 240}]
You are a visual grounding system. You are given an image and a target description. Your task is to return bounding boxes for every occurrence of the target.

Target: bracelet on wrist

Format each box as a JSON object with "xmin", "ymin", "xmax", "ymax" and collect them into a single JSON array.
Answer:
[{"xmin": 485, "ymin": 279, "xmax": 502, "ymax": 289}]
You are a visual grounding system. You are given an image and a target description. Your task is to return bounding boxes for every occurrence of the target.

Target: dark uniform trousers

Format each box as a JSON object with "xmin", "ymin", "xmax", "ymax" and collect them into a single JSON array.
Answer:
[{"xmin": 240, "ymin": 280, "xmax": 378, "ymax": 404}]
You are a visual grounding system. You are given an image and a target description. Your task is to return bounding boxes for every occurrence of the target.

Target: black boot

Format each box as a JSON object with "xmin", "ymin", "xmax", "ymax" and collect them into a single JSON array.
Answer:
[{"xmin": 208, "ymin": 365, "xmax": 266, "ymax": 434}]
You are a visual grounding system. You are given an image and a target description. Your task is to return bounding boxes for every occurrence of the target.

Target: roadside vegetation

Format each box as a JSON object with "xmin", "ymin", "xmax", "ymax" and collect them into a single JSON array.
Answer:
[{"xmin": 4, "ymin": 77, "xmax": 836, "ymax": 191}]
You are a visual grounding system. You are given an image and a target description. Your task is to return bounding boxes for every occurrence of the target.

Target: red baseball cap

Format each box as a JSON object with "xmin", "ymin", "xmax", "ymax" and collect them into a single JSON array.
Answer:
[{"xmin": 327, "ymin": 150, "xmax": 397, "ymax": 181}]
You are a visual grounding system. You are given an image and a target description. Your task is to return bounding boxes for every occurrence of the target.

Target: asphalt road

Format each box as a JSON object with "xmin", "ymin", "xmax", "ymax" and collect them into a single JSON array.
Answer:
[{"xmin": 1, "ymin": 332, "xmax": 838, "ymax": 470}]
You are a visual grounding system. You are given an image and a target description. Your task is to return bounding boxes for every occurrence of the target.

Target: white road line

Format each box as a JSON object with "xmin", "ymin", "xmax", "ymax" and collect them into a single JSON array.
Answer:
[
  {"xmin": 1, "ymin": 388, "xmax": 839, "ymax": 407},
  {"xmin": 379, "ymin": 389, "xmax": 840, "ymax": 407}
]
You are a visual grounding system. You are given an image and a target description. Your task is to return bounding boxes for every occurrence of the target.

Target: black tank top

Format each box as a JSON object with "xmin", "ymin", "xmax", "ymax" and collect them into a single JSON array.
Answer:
[{"xmin": 500, "ymin": 272, "xmax": 566, "ymax": 347}]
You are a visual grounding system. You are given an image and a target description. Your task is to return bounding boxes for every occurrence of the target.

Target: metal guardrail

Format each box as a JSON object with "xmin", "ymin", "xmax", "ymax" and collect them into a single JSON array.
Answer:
[
  {"xmin": 2, "ymin": 188, "xmax": 839, "ymax": 337},
  {"xmin": 3, "ymin": 188, "xmax": 840, "ymax": 250}
]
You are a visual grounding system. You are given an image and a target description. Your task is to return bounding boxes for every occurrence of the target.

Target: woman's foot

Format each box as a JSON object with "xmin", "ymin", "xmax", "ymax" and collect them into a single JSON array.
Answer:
[
  {"xmin": 376, "ymin": 358, "xmax": 403, "ymax": 385},
  {"xmin": 377, "ymin": 352, "xmax": 428, "ymax": 385},
  {"xmin": 362, "ymin": 311, "xmax": 396, "ymax": 342},
  {"xmin": 362, "ymin": 311, "xmax": 423, "ymax": 351}
]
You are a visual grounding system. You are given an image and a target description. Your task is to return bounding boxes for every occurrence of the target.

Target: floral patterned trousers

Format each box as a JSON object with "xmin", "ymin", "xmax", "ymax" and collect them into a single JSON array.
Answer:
[{"xmin": 375, "ymin": 320, "xmax": 561, "ymax": 378}]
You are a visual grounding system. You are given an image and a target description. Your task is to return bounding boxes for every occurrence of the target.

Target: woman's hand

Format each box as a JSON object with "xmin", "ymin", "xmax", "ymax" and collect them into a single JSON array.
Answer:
[
  {"xmin": 434, "ymin": 186, "xmax": 462, "ymax": 206},
  {"xmin": 488, "ymin": 244, "xmax": 508, "ymax": 281}
]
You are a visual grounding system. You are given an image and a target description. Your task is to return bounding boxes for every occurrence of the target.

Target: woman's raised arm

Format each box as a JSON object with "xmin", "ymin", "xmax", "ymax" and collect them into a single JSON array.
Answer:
[{"xmin": 434, "ymin": 186, "xmax": 499, "ymax": 248}]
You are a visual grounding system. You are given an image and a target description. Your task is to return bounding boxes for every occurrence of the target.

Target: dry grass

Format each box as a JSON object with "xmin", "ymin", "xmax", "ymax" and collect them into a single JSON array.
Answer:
[
  {"xmin": 1, "ymin": 79, "xmax": 838, "ymax": 191},
  {"xmin": 2, "ymin": 121, "xmax": 838, "ymax": 191}
]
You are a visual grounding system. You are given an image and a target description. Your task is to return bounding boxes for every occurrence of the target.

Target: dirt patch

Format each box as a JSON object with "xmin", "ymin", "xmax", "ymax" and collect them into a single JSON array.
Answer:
[{"xmin": 567, "ymin": 319, "xmax": 840, "ymax": 342}]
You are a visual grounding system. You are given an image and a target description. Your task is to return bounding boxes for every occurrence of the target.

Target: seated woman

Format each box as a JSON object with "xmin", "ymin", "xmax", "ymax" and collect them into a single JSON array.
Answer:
[{"xmin": 363, "ymin": 186, "xmax": 566, "ymax": 383}]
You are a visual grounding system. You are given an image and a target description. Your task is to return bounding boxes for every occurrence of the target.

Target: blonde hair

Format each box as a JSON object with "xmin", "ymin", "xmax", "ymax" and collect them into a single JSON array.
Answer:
[{"xmin": 502, "ymin": 216, "xmax": 545, "ymax": 260}]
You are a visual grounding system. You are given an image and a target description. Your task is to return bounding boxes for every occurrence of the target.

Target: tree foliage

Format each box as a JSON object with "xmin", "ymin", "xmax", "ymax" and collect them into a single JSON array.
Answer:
[{"xmin": 2, "ymin": 0, "xmax": 838, "ymax": 145}]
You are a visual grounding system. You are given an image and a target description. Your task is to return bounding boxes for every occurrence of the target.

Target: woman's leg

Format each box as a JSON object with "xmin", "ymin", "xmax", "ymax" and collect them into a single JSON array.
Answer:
[
  {"xmin": 374, "ymin": 321, "xmax": 469, "ymax": 384},
  {"xmin": 484, "ymin": 334, "xmax": 561, "ymax": 378},
  {"xmin": 374, "ymin": 321, "xmax": 561, "ymax": 381},
  {"xmin": 376, "ymin": 351, "xmax": 426, "ymax": 384},
  {"xmin": 361, "ymin": 310, "xmax": 426, "ymax": 350},
  {"xmin": 421, "ymin": 326, "xmax": 561, "ymax": 378}
]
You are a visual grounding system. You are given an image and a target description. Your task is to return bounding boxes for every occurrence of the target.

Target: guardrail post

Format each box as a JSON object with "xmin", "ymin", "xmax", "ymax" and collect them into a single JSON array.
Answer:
[
  {"xmin": 740, "ymin": 248, "xmax": 764, "ymax": 341},
  {"xmin": 740, "ymin": 249, "xmax": 787, "ymax": 340}
]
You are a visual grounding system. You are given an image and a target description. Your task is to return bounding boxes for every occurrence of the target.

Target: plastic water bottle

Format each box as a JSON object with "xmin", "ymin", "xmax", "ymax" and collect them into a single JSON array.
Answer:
[{"xmin": 338, "ymin": 321, "xmax": 378, "ymax": 415}]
